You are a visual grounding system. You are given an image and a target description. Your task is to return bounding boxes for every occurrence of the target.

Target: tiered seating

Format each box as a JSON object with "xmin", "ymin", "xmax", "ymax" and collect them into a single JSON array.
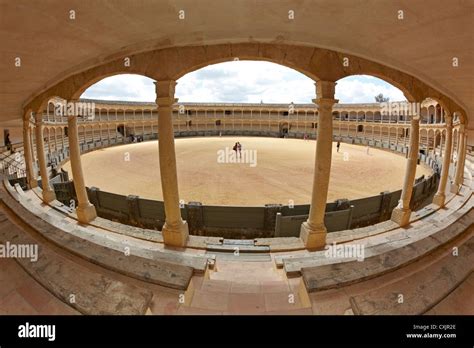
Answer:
[
  {"xmin": 301, "ymin": 208, "xmax": 472, "ymax": 292},
  {"xmin": 349, "ymin": 233, "xmax": 474, "ymax": 314},
  {"xmin": 0, "ymin": 178, "xmax": 211, "ymax": 291},
  {"xmin": 0, "ymin": 210, "xmax": 153, "ymax": 314}
]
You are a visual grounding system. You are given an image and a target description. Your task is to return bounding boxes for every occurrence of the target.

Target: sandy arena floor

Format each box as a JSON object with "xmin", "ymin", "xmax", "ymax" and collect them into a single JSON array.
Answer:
[{"xmin": 63, "ymin": 137, "xmax": 432, "ymax": 206}]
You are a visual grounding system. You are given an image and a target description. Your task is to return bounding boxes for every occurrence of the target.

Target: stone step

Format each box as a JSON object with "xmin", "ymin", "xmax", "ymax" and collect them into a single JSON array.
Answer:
[
  {"xmin": 285, "ymin": 205, "xmax": 474, "ymax": 276},
  {"xmin": 206, "ymin": 243, "xmax": 270, "ymax": 253},
  {"xmin": 210, "ymin": 274, "xmax": 283, "ymax": 283},
  {"xmin": 425, "ymin": 272, "xmax": 474, "ymax": 314},
  {"xmin": 207, "ymin": 250, "xmax": 271, "ymax": 262},
  {"xmin": 0, "ymin": 180, "xmax": 197, "ymax": 290},
  {"xmin": 0, "ymin": 214, "xmax": 153, "ymax": 315},
  {"xmin": 349, "ymin": 235, "xmax": 474, "ymax": 315},
  {"xmin": 301, "ymin": 208, "xmax": 473, "ymax": 292}
]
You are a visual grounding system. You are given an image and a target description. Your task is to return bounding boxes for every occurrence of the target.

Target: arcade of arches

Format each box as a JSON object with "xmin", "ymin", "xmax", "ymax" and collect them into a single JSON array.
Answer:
[{"xmin": 0, "ymin": 1, "xmax": 473, "ymax": 316}]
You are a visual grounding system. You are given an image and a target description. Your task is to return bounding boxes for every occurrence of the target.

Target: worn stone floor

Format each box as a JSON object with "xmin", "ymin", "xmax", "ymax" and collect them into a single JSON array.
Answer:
[
  {"xmin": 1, "ymin": 235, "xmax": 472, "ymax": 315},
  {"xmin": 0, "ymin": 162, "xmax": 472, "ymax": 315}
]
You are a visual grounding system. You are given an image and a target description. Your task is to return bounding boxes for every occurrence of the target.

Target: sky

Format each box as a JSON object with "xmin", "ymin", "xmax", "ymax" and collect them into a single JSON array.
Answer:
[{"xmin": 81, "ymin": 61, "xmax": 406, "ymax": 104}]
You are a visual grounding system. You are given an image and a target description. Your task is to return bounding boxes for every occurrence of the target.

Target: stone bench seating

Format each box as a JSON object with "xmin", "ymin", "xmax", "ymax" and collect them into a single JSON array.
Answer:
[
  {"xmin": 424, "ymin": 271, "xmax": 474, "ymax": 314},
  {"xmin": 349, "ymin": 234, "xmax": 474, "ymax": 314},
  {"xmin": 277, "ymin": 197, "xmax": 471, "ymax": 275},
  {"xmin": 279, "ymin": 206, "xmax": 471, "ymax": 276},
  {"xmin": 275, "ymin": 169, "xmax": 473, "ymax": 275},
  {"xmin": 0, "ymin": 211, "xmax": 154, "ymax": 315},
  {"xmin": 0, "ymin": 177, "xmax": 209, "ymax": 291},
  {"xmin": 301, "ymin": 206, "xmax": 473, "ymax": 292}
]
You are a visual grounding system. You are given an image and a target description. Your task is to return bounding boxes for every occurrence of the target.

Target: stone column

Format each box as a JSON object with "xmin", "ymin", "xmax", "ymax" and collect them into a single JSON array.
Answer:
[
  {"xmin": 300, "ymin": 81, "xmax": 337, "ymax": 249},
  {"xmin": 452, "ymin": 124, "xmax": 466, "ymax": 192},
  {"xmin": 34, "ymin": 112, "xmax": 56, "ymax": 202},
  {"xmin": 450, "ymin": 128, "xmax": 456, "ymax": 164},
  {"xmin": 54, "ymin": 128, "xmax": 58, "ymax": 153},
  {"xmin": 391, "ymin": 115, "xmax": 420, "ymax": 226},
  {"xmin": 61, "ymin": 127, "xmax": 65, "ymax": 151},
  {"xmin": 23, "ymin": 117, "xmax": 37, "ymax": 188},
  {"xmin": 155, "ymin": 80, "xmax": 189, "ymax": 247},
  {"xmin": 433, "ymin": 113, "xmax": 453, "ymax": 207},
  {"xmin": 438, "ymin": 132, "xmax": 442, "ymax": 156},
  {"xmin": 67, "ymin": 114, "xmax": 97, "ymax": 223}
]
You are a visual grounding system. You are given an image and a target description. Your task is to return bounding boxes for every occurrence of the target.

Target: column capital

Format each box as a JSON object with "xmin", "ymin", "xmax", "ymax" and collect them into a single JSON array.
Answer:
[
  {"xmin": 67, "ymin": 114, "xmax": 77, "ymax": 122},
  {"xmin": 444, "ymin": 112, "xmax": 453, "ymax": 125},
  {"xmin": 314, "ymin": 80, "xmax": 338, "ymax": 109},
  {"xmin": 155, "ymin": 80, "xmax": 178, "ymax": 107},
  {"xmin": 33, "ymin": 111, "xmax": 43, "ymax": 124},
  {"xmin": 313, "ymin": 98, "xmax": 339, "ymax": 107},
  {"xmin": 315, "ymin": 80, "xmax": 337, "ymax": 99},
  {"xmin": 411, "ymin": 115, "xmax": 421, "ymax": 125}
]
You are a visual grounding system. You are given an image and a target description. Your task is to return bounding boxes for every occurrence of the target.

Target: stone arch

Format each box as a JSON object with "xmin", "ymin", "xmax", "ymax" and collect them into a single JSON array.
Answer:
[
  {"xmin": 23, "ymin": 43, "xmax": 467, "ymax": 126},
  {"xmin": 366, "ymin": 111, "xmax": 373, "ymax": 122},
  {"xmin": 427, "ymin": 105, "xmax": 436, "ymax": 123},
  {"xmin": 420, "ymin": 106, "xmax": 429, "ymax": 124},
  {"xmin": 419, "ymin": 128, "xmax": 428, "ymax": 149}
]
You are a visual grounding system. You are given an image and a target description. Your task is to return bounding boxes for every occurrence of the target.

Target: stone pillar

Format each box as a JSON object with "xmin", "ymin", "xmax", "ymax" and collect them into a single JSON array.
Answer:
[
  {"xmin": 34, "ymin": 112, "xmax": 56, "ymax": 203},
  {"xmin": 155, "ymin": 80, "xmax": 189, "ymax": 247},
  {"xmin": 300, "ymin": 81, "xmax": 337, "ymax": 249},
  {"xmin": 67, "ymin": 114, "xmax": 97, "ymax": 223},
  {"xmin": 433, "ymin": 113, "xmax": 453, "ymax": 207},
  {"xmin": 23, "ymin": 117, "xmax": 37, "ymax": 188},
  {"xmin": 391, "ymin": 115, "xmax": 420, "ymax": 226},
  {"xmin": 437, "ymin": 132, "xmax": 441, "ymax": 156},
  {"xmin": 61, "ymin": 127, "xmax": 65, "ymax": 151},
  {"xmin": 54, "ymin": 128, "xmax": 58, "ymax": 153},
  {"xmin": 450, "ymin": 128, "xmax": 456, "ymax": 164},
  {"xmin": 452, "ymin": 124, "xmax": 466, "ymax": 192}
]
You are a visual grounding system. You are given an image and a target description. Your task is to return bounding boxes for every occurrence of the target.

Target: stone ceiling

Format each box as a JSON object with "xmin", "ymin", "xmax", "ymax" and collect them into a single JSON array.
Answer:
[{"xmin": 0, "ymin": 0, "xmax": 472, "ymax": 128}]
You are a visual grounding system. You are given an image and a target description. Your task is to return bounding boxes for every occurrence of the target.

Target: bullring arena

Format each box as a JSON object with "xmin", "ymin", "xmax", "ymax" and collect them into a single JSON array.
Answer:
[
  {"xmin": 65, "ymin": 136, "xmax": 432, "ymax": 206},
  {"xmin": 0, "ymin": 2, "xmax": 473, "ymax": 338}
]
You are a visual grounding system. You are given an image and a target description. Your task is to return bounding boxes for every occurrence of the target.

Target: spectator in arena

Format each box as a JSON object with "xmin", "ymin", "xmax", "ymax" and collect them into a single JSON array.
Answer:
[
  {"xmin": 232, "ymin": 142, "xmax": 238, "ymax": 157},
  {"xmin": 236, "ymin": 142, "xmax": 242, "ymax": 158},
  {"xmin": 5, "ymin": 133, "xmax": 12, "ymax": 152}
]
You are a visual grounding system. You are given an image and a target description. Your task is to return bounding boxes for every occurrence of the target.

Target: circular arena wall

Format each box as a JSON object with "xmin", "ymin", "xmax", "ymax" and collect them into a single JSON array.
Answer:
[
  {"xmin": 53, "ymin": 121, "xmax": 439, "ymax": 239},
  {"xmin": 64, "ymin": 137, "xmax": 432, "ymax": 206}
]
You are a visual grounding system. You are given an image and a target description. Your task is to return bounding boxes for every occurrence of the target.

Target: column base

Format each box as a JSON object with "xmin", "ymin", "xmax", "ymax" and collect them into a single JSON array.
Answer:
[
  {"xmin": 162, "ymin": 220, "xmax": 189, "ymax": 247},
  {"xmin": 299, "ymin": 221, "xmax": 327, "ymax": 250},
  {"xmin": 28, "ymin": 177, "xmax": 38, "ymax": 189},
  {"xmin": 42, "ymin": 189, "xmax": 56, "ymax": 203},
  {"xmin": 450, "ymin": 183, "xmax": 461, "ymax": 194},
  {"xmin": 432, "ymin": 192, "xmax": 446, "ymax": 207},
  {"xmin": 391, "ymin": 207, "xmax": 411, "ymax": 227},
  {"xmin": 76, "ymin": 203, "xmax": 97, "ymax": 224}
]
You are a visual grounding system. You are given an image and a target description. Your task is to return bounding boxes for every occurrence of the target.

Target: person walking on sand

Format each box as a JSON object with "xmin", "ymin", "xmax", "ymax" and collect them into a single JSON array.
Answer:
[
  {"xmin": 336, "ymin": 141, "xmax": 341, "ymax": 153},
  {"xmin": 366, "ymin": 145, "xmax": 370, "ymax": 155},
  {"xmin": 232, "ymin": 142, "xmax": 238, "ymax": 158},
  {"xmin": 237, "ymin": 142, "xmax": 242, "ymax": 158}
]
